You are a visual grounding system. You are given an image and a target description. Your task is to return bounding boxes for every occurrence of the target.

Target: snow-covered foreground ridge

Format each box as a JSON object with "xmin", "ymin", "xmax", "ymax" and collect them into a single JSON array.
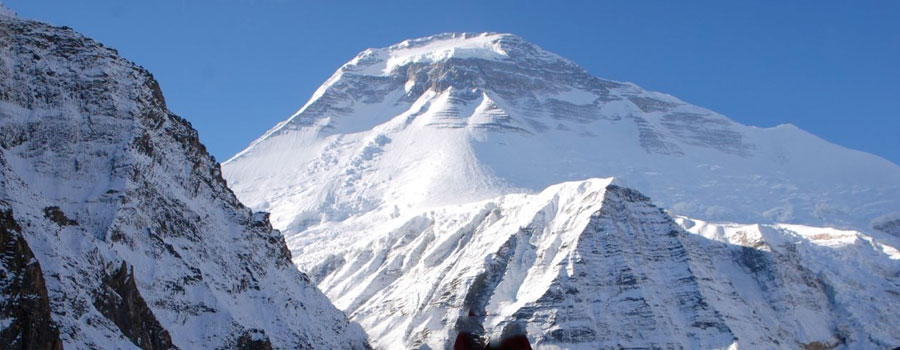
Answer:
[
  {"xmin": 282, "ymin": 178, "xmax": 900, "ymax": 349},
  {"xmin": 223, "ymin": 32, "xmax": 900, "ymax": 349},
  {"xmin": 0, "ymin": 8, "xmax": 369, "ymax": 349}
]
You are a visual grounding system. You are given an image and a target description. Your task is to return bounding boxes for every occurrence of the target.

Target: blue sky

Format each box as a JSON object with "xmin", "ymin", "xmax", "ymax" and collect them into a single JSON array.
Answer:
[{"xmin": 6, "ymin": 1, "xmax": 900, "ymax": 165}]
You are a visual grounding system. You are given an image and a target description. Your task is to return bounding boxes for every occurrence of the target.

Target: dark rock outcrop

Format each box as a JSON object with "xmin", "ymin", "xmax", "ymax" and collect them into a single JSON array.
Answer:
[
  {"xmin": 94, "ymin": 262, "xmax": 176, "ymax": 350},
  {"xmin": 0, "ymin": 203, "xmax": 63, "ymax": 350},
  {"xmin": 237, "ymin": 329, "xmax": 275, "ymax": 350},
  {"xmin": 43, "ymin": 206, "xmax": 78, "ymax": 226}
]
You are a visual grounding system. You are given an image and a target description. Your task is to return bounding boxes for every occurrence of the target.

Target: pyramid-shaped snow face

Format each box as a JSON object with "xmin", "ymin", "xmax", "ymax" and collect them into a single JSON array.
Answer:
[
  {"xmin": 223, "ymin": 32, "xmax": 900, "ymax": 234},
  {"xmin": 288, "ymin": 178, "xmax": 900, "ymax": 349},
  {"xmin": 0, "ymin": 13, "xmax": 369, "ymax": 349}
]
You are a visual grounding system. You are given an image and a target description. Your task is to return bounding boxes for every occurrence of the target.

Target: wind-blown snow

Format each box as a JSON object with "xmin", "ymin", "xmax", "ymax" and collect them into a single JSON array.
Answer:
[{"xmin": 351, "ymin": 33, "xmax": 514, "ymax": 76}]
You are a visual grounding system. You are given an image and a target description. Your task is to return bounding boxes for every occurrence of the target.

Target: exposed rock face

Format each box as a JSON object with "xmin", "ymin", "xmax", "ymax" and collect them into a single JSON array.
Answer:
[
  {"xmin": 0, "ymin": 202, "xmax": 63, "ymax": 350},
  {"xmin": 506, "ymin": 185, "xmax": 736, "ymax": 348},
  {"xmin": 43, "ymin": 206, "xmax": 78, "ymax": 226},
  {"xmin": 0, "ymin": 8, "xmax": 369, "ymax": 349},
  {"xmin": 93, "ymin": 262, "xmax": 176, "ymax": 350},
  {"xmin": 237, "ymin": 329, "xmax": 275, "ymax": 350}
]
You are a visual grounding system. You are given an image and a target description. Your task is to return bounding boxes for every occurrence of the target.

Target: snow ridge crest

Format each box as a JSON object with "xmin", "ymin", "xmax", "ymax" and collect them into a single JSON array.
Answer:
[{"xmin": 343, "ymin": 32, "xmax": 569, "ymax": 76}]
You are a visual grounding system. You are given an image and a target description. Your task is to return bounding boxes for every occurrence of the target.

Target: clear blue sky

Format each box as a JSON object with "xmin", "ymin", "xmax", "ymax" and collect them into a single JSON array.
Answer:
[{"xmin": 6, "ymin": 1, "xmax": 899, "ymax": 165}]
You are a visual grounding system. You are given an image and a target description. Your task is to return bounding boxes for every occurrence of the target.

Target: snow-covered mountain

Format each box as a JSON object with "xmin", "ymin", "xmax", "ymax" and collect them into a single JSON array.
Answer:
[
  {"xmin": 223, "ymin": 33, "xmax": 900, "ymax": 349},
  {"xmin": 223, "ymin": 32, "xmax": 900, "ymax": 235},
  {"xmin": 0, "ymin": 8, "xmax": 369, "ymax": 350},
  {"xmin": 282, "ymin": 178, "xmax": 900, "ymax": 349}
]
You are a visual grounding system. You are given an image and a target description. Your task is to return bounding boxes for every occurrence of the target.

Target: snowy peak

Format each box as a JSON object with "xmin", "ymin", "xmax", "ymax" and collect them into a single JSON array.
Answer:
[
  {"xmin": 221, "ymin": 31, "xmax": 900, "ymax": 348},
  {"xmin": 252, "ymin": 31, "xmax": 621, "ymax": 138},
  {"xmin": 343, "ymin": 32, "xmax": 569, "ymax": 77},
  {"xmin": 225, "ymin": 32, "xmax": 900, "ymax": 232},
  {"xmin": 219, "ymin": 31, "xmax": 900, "ymax": 350}
]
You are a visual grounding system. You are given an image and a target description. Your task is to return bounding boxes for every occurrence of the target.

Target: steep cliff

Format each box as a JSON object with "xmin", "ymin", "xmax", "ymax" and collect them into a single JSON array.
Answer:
[{"xmin": 0, "ymin": 8, "xmax": 369, "ymax": 349}]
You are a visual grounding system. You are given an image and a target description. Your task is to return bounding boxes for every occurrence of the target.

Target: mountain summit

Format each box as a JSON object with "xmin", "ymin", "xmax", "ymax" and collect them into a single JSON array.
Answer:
[
  {"xmin": 344, "ymin": 33, "xmax": 567, "ymax": 77},
  {"xmin": 224, "ymin": 32, "xmax": 900, "ymax": 234},
  {"xmin": 223, "ymin": 33, "xmax": 900, "ymax": 349}
]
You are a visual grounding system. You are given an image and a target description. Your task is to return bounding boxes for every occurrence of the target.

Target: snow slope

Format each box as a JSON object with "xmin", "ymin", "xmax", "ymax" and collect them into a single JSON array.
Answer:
[
  {"xmin": 224, "ymin": 32, "xmax": 900, "ymax": 235},
  {"xmin": 224, "ymin": 32, "xmax": 900, "ymax": 350},
  {"xmin": 0, "ymin": 9, "xmax": 369, "ymax": 349}
]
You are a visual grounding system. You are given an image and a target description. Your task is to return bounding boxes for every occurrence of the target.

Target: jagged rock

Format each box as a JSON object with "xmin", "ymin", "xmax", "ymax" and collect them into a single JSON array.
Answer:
[
  {"xmin": 43, "ymin": 206, "xmax": 78, "ymax": 226},
  {"xmin": 237, "ymin": 329, "xmax": 275, "ymax": 350},
  {"xmin": 93, "ymin": 262, "xmax": 176, "ymax": 350},
  {"xmin": 0, "ymin": 202, "xmax": 63, "ymax": 350}
]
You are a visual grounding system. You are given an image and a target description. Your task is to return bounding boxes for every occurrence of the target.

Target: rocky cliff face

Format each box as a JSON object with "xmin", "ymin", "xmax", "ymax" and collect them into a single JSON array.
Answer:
[
  {"xmin": 0, "ymin": 8, "xmax": 369, "ymax": 349},
  {"xmin": 0, "ymin": 202, "xmax": 63, "ymax": 350}
]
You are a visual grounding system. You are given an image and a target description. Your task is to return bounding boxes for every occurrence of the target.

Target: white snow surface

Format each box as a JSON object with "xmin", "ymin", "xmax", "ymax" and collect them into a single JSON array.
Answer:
[
  {"xmin": 0, "ymin": 13, "xmax": 368, "ymax": 349},
  {"xmin": 223, "ymin": 32, "xmax": 900, "ymax": 350},
  {"xmin": 224, "ymin": 32, "xmax": 900, "ymax": 237}
]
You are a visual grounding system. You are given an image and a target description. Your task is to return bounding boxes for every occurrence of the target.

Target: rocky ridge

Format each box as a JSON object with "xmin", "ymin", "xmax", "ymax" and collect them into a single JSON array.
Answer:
[{"xmin": 0, "ymin": 8, "xmax": 369, "ymax": 349}]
